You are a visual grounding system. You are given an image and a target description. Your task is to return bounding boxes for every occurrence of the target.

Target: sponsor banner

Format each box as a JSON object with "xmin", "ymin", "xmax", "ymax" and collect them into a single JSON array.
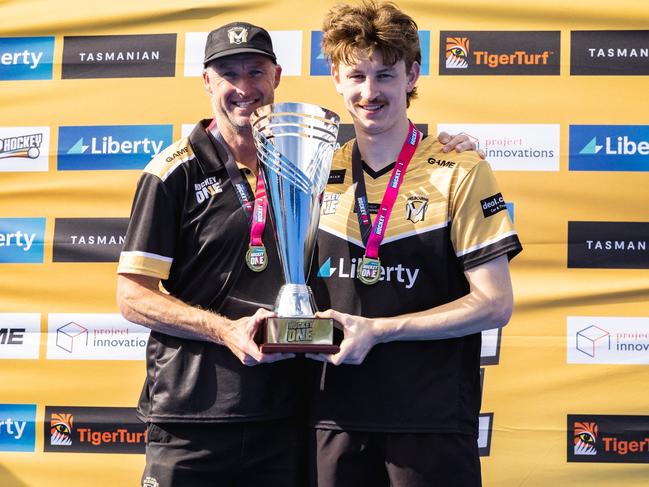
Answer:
[
  {"xmin": 335, "ymin": 123, "xmax": 428, "ymax": 150},
  {"xmin": 44, "ymin": 406, "xmax": 145, "ymax": 454},
  {"xmin": 571, "ymin": 30, "xmax": 649, "ymax": 76},
  {"xmin": 569, "ymin": 125, "xmax": 649, "ymax": 172},
  {"xmin": 478, "ymin": 412, "xmax": 494, "ymax": 456},
  {"xmin": 437, "ymin": 124, "xmax": 560, "ymax": 171},
  {"xmin": 481, "ymin": 328, "xmax": 502, "ymax": 366},
  {"xmin": 567, "ymin": 316, "xmax": 649, "ymax": 365},
  {"xmin": 317, "ymin": 256, "xmax": 420, "ymax": 289},
  {"xmin": 567, "ymin": 221, "xmax": 649, "ymax": 269},
  {"xmin": 61, "ymin": 34, "xmax": 176, "ymax": 79},
  {"xmin": 184, "ymin": 31, "xmax": 302, "ymax": 77},
  {"xmin": 0, "ymin": 36, "xmax": 54, "ymax": 80},
  {"xmin": 0, "ymin": 218, "xmax": 45, "ymax": 263},
  {"xmin": 568, "ymin": 414, "xmax": 649, "ymax": 463},
  {"xmin": 0, "ymin": 314, "xmax": 40, "ymax": 359},
  {"xmin": 46, "ymin": 313, "xmax": 149, "ymax": 361},
  {"xmin": 440, "ymin": 31, "xmax": 560, "ymax": 75},
  {"xmin": 0, "ymin": 404, "xmax": 36, "ymax": 452},
  {"xmin": 53, "ymin": 218, "xmax": 128, "ymax": 262},
  {"xmin": 0, "ymin": 126, "xmax": 49, "ymax": 172},
  {"xmin": 310, "ymin": 30, "xmax": 430, "ymax": 76},
  {"xmin": 57, "ymin": 124, "xmax": 172, "ymax": 170}
]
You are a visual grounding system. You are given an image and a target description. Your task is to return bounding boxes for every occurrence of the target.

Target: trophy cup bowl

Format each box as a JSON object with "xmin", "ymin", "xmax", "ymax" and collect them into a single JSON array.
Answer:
[{"xmin": 251, "ymin": 102, "xmax": 340, "ymax": 353}]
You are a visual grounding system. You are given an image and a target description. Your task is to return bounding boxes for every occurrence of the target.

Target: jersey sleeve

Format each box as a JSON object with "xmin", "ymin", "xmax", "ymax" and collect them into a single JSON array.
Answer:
[
  {"xmin": 117, "ymin": 173, "xmax": 180, "ymax": 279},
  {"xmin": 450, "ymin": 160, "xmax": 522, "ymax": 270}
]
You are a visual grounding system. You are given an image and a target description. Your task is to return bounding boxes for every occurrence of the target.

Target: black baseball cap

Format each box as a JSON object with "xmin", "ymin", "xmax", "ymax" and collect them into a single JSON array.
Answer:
[{"xmin": 203, "ymin": 22, "xmax": 277, "ymax": 66}]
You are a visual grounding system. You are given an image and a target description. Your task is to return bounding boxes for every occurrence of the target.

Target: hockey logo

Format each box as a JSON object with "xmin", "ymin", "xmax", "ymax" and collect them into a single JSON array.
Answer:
[
  {"xmin": 405, "ymin": 196, "xmax": 429, "ymax": 223},
  {"xmin": 50, "ymin": 413, "xmax": 74, "ymax": 446},
  {"xmin": 574, "ymin": 421, "xmax": 598, "ymax": 455},
  {"xmin": 446, "ymin": 37, "xmax": 470, "ymax": 69},
  {"xmin": 0, "ymin": 133, "xmax": 42, "ymax": 160},
  {"xmin": 228, "ymin": 27, "xmax": 248, "ymax": 45}
]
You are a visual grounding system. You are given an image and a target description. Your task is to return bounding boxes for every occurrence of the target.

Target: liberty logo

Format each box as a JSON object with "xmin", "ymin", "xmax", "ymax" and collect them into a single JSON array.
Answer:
[{"xmin": 228, "ymin": 27, "xmax": 248, "ymax": 45}]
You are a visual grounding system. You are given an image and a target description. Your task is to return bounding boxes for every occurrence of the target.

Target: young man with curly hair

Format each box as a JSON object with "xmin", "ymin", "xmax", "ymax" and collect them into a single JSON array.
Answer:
[{"xmin": 307, "ymin": 2, "xmax": 522, "ymax": 486}]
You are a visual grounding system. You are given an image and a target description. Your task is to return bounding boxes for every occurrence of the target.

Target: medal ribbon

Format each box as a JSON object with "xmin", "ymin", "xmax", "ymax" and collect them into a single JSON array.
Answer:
[
  {"xmin": 207, "ymin": 121, "xmax": 268, "ymax": 247},
  {"xmin": 351, "ymin": 121, "xmax": 421, "ymax": 259}
]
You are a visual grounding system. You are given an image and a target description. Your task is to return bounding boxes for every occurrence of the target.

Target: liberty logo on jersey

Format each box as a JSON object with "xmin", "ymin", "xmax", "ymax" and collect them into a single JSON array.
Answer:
[{"xmin": 317, "ymin": 257, "xmax": 420, "ymax": 289}]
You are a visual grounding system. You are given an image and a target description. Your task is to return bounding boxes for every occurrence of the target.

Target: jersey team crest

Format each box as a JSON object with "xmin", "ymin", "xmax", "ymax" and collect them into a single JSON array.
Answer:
[
  {"xmin": 406, "ymin": 196, "xmax": 429, "ymax": 223},
  {"xmin": 228, "ymin": 27, "xmax": 249, "ymax": 44}
]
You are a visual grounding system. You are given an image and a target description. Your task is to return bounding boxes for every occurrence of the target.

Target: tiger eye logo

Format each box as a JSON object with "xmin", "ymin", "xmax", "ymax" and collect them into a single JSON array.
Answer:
[
  {"xmin": 446, "ymin": 37, "xmax": 470, "ymax": 69},
  {"xmin": 50, "ymin": 413, "xmax": 74, "ymax": 446},
  {"xmin": 573, "ymin": 421, "xmax": 598, "ymax": 455}
]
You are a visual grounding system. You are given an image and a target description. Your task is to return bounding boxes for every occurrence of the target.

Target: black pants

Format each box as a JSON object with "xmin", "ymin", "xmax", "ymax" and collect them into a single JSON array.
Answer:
[
  {"xmin": 310, "ymin": 429, "xmax": 482, "ymax": 487},
  {"xmin": 142, "ymin": 418, "xmax": 305, "ymax": 487}
]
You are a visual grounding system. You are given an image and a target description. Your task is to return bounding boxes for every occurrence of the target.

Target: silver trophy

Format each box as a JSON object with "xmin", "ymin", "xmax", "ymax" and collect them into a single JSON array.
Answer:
[{"xmin": 251, "ymin": 102, "xmax": 340, "ymax": 353}]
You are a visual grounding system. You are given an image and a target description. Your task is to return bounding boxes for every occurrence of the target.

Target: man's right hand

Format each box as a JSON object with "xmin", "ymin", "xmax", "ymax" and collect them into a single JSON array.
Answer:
[{"xmin": 219, "ymin": 308, "xmax": 295, "ymax": 366}]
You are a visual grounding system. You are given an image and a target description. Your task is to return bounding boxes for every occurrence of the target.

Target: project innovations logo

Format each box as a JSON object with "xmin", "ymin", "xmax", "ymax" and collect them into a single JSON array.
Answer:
[
  {"xmin": 439, "ymin": 31, "xmax": 560, "ymax": 75},
  {"xmin": 569, "ymin": 125, "xmax": 649, "ymax": 171},
  {"xmin": 57, "ymin": 125, "xmax": 172, "ymax": 170},
  {"xmin": 567, "ymin": 316, "xmax": 649, "ymax": 365}
]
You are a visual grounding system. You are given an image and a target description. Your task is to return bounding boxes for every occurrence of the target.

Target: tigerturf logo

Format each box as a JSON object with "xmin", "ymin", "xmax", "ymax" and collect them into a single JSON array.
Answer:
[
  {"xmin": 50, "ymin": 413, "xmax": 74, "ymax": 446},
  {"xmin": 574, "ymin": 421, "xmax": 598, "ymax": 455},
  {"xmin": 446, "ymin": 37, "xmax": 470, "ymax": 68}
]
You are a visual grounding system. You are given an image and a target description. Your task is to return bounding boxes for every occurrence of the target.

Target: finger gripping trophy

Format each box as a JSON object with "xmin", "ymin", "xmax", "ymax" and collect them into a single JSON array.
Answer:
[{"xmin": 251, "ymin": 102, "xmax": 340, "ymax": 353}]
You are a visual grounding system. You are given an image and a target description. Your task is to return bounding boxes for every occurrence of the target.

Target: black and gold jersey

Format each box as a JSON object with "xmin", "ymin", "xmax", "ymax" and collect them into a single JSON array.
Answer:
[
  {"xmin": 309, "ymin": 137, "xmax": 522, "ymax": 434},
  {"xmin": 118, "ymin": 120, "xmax": 304, "ymax": 423}
]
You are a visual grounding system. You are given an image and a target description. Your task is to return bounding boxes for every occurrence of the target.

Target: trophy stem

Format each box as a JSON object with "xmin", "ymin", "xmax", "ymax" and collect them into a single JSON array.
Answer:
[{"xmin": 274, "ymin": 284, "xmax": 316, "ymax": 318}]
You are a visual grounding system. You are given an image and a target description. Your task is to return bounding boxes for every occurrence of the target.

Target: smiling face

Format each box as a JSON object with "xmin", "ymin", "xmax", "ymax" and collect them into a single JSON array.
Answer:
[
  {"xmin": 202, "ymin": 53, "xmax": 281, "ymax": 137},
  {"xmin": 332, "ymin": 49, "xmax": 419, "ymax": 138}
]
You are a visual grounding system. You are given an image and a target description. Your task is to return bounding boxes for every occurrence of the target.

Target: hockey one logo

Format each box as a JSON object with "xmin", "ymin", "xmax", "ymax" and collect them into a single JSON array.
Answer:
[
  {"xmin": 574, "ymin": 421, "xmax": 598, "ymax": 456},
  {"xmin": 194, "ymin": 177, "xmax": 223, "ymax": 204},
  {"xmin": 50, "ymin": 413, "xmax": 74, "ymax": 446},
  {"xmin": 446, "ymin": 37, "xmax": 470, "ymax": 69}
]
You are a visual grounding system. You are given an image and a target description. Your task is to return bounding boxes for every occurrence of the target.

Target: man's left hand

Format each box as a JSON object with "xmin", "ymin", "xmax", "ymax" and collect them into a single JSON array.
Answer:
[
  {"xmin": 438, "ymin": 131, "xmax": 486, "ymax": 159},
  {"xmin": 305, "ymin": 309, "xmax": 381, "ymax": 366}
]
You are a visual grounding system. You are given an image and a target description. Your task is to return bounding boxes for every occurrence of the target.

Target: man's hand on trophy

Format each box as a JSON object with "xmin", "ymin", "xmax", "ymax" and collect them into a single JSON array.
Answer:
[
  {"xmin": 221, "ymin": 308, "xmax": 295, "ymax": 365},
  {"xmin": 305, "ymin": 309, "xmax": 381, "ymax": 366},
  {"xmin": 438, "ymin": 131, "xmax": 486, "ymax": 159}
]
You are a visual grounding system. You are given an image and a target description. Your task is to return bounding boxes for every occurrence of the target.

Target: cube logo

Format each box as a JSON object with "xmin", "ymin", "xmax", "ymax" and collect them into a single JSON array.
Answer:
[
  {"xmin": 0, "ymin": 404, "xmax": 36, "ymax": 452},
  {"xmin": 0, "ymin": 37, "xmax": 54, "ymax": 80},
  {"xmin": 575, "ymin": 325, "xmax": 610, "ymax": 358},
  {"xmin": 55, "ymin": 322, "xmax": 88, "ymax": 353}
]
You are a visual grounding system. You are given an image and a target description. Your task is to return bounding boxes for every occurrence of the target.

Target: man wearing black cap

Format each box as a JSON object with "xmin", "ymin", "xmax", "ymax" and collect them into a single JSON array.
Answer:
[{"xmin": 117, "ymin": 22, "xmax": 305, "ymax": 487}]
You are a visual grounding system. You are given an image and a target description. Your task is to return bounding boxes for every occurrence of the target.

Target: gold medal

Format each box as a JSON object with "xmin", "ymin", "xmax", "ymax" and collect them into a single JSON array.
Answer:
[
  {"xmin": 357, "ymin": 255, "xmax": 381, "ymax": 285},
  {"xmin": 245, "ymin": 245, "xmax": 268, "ymax": 272}
]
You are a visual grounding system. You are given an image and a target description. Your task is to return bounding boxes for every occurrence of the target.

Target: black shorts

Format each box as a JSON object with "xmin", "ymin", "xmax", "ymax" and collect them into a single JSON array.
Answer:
[
  {"xmin": 310, "ymin": 429, "xmax": 481, "ymax": 487},
  {"xmin": 142, "ymin": 418, "xmax": 305, "ymax": 487}
]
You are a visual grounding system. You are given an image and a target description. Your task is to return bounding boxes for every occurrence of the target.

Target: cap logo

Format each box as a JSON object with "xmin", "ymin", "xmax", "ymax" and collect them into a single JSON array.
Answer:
[{"xmin": 228, "ymin": 27, "xmax": 249, "ymax": 45}]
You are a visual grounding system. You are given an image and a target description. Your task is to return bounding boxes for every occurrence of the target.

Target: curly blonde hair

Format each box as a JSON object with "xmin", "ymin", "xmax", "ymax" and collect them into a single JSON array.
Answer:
[{"xmin": 321, "ymin": 0, "xmax": 421, "ymax": 106}]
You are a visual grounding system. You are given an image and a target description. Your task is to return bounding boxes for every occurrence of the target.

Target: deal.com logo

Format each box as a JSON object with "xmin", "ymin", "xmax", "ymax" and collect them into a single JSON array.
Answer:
[
  {"xmin": 317, "ymin": 257, "xmax": 420, "ymax": 289},
  {"xmin": 569, "ymin": 125, "xmax": 649, "ymax": 171},
  {"xmin": 57, "ymin": 125, "xmax": 172, "ymax": 170}
]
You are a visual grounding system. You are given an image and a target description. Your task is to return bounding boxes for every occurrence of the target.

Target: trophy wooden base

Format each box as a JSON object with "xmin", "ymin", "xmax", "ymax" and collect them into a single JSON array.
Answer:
[{"xmin": 260, "ymin": 317, "xmax": 340, "ymax": 354}]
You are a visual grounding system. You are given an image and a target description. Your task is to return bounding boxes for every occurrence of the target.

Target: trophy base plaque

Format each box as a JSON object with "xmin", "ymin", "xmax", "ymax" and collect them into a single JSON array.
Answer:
[{"xmin": 260, "ymin": 317, "xmax": 339, "ymax": 354}]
